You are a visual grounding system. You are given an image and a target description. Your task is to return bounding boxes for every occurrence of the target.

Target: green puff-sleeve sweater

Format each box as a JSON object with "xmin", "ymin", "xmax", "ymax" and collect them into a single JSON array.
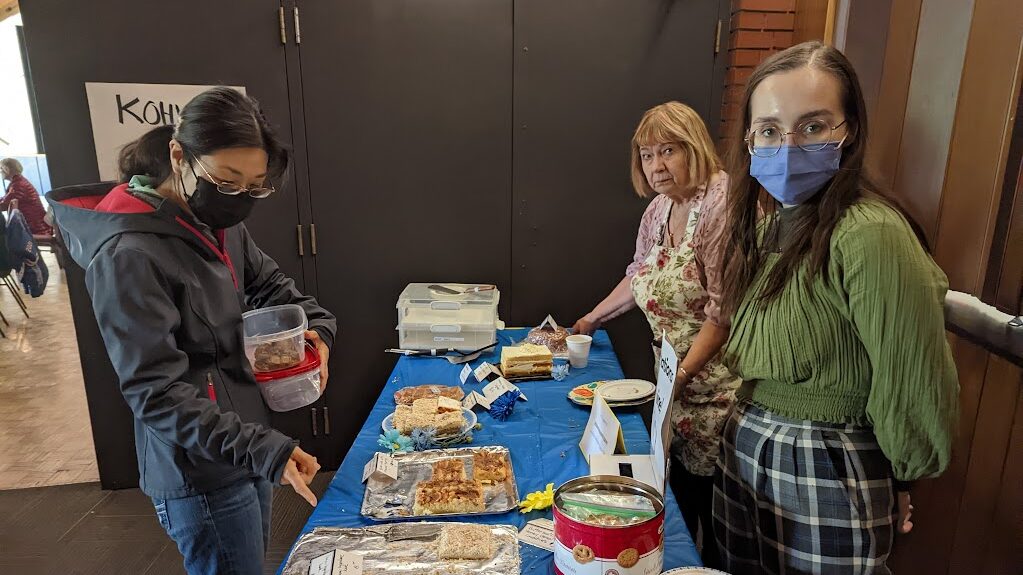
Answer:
[{"xmin": 723, "ymin": 199, "xmax": 959, "ymax": 482}]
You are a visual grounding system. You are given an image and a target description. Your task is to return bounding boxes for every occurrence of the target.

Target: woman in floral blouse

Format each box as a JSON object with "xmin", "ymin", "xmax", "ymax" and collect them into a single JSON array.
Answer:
[{"xmin": 573, "ymin": 101, "xmax": 739, "ymax": 567}]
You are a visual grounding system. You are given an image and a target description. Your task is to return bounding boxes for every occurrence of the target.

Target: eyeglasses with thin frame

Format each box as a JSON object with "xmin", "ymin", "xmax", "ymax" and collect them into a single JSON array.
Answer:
[
  {"xmin": 190, "ymin": 155, "xmax": 276, "ymax": 199},
  {"xmin": 745, "ymin": 118, "xmax": 848, "ymax": 158}
]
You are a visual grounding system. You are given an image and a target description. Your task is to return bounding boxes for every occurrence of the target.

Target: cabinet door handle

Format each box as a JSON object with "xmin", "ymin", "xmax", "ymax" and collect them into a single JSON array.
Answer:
[
  {"xmin": 310, "ymin": 407, "xmax": 318, "ymax": 437},
  {"xmin": 293, "ymin": 5, "xmax": 302, "ymax": 45},
  {"xmin": 278, "ymin": 4, "xmax": 287, "ymax": 45},
  {"xmin": 297, "ymin": 224, "xmax": 305, "ymax": 256},
  {"xmin": 322, "ymin": 406, "xmax": 331, "ymax": 435},
  {"xmin": 310, "ymin": 223, "xmax": 318, "ymax": 256}
]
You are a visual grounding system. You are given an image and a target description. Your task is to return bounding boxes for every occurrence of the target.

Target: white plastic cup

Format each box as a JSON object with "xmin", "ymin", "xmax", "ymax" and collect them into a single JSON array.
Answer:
[{"xmin": 566, "ymin": 334, "xmax": 593, "ymax": 368}]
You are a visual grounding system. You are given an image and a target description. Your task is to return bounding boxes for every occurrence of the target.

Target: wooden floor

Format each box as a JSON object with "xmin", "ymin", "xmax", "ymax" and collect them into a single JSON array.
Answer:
[
  {"xmin": 0, "ymin": 471, "xmax": 334, "ymax": 574},
  {"xmin": 0, "ymin": 251, "xmax": 97, "ymax": 489}
]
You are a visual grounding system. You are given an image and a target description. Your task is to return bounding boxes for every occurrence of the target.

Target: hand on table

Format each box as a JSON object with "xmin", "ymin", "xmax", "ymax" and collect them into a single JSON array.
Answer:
[
  {"xmin": 897, "ymin": 491, "xmax": 914, "ymax": 534},
  {"xmin": 304, "ymin": 330, "xmax": 330, "ymax": 393},
  {"xmin": 281, "ymin": 446, "xmax": 321, "ymax": 506},
  {"xmin": 572, "ymin": 315, "xmax": 601, "ymax": 336}
]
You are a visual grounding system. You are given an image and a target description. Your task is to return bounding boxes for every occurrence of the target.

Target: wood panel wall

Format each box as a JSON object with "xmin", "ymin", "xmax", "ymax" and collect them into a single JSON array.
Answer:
[{"xmin": 889, "ymin": 335, "xmax": 1023, "ymax": 573}]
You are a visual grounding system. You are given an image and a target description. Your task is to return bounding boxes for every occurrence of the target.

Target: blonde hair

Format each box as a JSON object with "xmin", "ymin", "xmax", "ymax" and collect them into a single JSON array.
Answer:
[
  {"xmin": 630, "ymin": 102, "xmax": 721, "ymax": 198},
  {"xmin": 0, "ymin": 158, "xmax": 23, "ymax": 177}
]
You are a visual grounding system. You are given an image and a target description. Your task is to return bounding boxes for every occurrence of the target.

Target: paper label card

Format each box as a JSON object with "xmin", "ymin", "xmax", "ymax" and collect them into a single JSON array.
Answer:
[
  {"xmin": 482, "ymin": 377, "xmax": 528, "ymax": 402},
  {"xmin": 590, "ymin": 454, "xmax": 662, "ymax": 495},
  {"xmin": 578, "ymin": 394, "xmax": 626, "ymax": 463},
  {"xmin": 539, "ymin": 314, "xmax": 561, "ymax": 331},
  {"xmin": 459, "ymin": 364, "xmax": 473, "ymax": 384},
  {"xmin": 650, "ymin": 333, "xmax": 678, "ymax": 494},
  {"xmin": 519, "ymin": 518, "xmax": 555, "ymax": 551},
  {"xmin": 309, "ymin": 550, "xmax": 363, "ymax": 575},
  {"xmin": 361, "ymin": 453, "xmax": 398, "ymax": 484},
  {"xmin": 473, "ymin": 362, "xmax": 501, "ymax": 383},
  {"xmin": 462, "ymin": 391, "xmax": 492, "ymax": 411}
]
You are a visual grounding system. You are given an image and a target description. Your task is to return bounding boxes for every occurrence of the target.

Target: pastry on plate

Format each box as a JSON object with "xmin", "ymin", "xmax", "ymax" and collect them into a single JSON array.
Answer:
[
  {"xmin": 435, "ymin": 410, "xmax": 467, "ymax": 435},
  {"xmin": 500, "ymin": 343, "xmax": 553, "ymax": 378},
  {"xmin": 413, "ymin": 479, "xmax": 485, "ymax": 515},
  {"xmin": 437, "ymin": 524, "xmax": 493, "ymax": 560},
  {"xmin": 432, "ymin": 458, "xmax": 468, "ymax": 481},
  {"xmin": 412, "ymin": 397, "xmax": 440, "ymax": 417},
  {"xmin": 393, "ymin": 404, "xmax": 435, "ymax": 435},
  {"xmin": 472, "ymin": 451, "xmax": 509, "ymax": 483},
  {"xmin": 393, "ymin": 384, "xmax": 465, "ymax": 406},
  {"xmin": 527, "ymin": 324, "xmax": 570, "ymax": 354},
  {"xmin": 437, "ymin": 396, "xmax": 462, "ymax": 413}
]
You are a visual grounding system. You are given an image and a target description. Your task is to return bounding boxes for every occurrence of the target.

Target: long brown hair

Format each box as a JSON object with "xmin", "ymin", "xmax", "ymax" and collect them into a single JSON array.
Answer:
[{"xmin": 719, "ymin": 41, "xmax": 915, "ymax": 317}]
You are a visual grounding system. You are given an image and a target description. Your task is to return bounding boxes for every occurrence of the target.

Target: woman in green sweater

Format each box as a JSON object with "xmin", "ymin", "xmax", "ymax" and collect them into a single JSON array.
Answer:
[{"xmin": 711, "ymin": 42, "xmax": 959, "ymax": 574}]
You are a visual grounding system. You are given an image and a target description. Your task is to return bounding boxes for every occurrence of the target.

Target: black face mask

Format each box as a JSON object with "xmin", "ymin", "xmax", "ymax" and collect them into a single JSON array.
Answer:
[{"xmin": 181, "ymin": 170, "xmax": 257, "ymax": 230}]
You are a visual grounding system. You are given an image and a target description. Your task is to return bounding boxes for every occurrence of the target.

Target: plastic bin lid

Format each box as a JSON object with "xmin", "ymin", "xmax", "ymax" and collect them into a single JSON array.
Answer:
[
  {"xmin": 398, "ymin": 283, "xmax": 499, "ymax": 306},
  {"xmin": 254, "ymin": 343, "xmax": 320, "ymax": 382}
]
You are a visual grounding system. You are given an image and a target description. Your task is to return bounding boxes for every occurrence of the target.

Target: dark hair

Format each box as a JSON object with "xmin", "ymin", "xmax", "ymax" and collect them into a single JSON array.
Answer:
[
  {"xmin": 117, "ymin": 87, "xmax": 291, "ymax": 186},
  {"xmin": 719, "ymin": 41, "xmax": 921, "ymax": 317}
]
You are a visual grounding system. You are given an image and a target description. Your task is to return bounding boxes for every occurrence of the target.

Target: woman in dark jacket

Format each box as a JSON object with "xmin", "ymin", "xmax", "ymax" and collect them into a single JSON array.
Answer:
[{"xmin": 48, "ymin": 87, "xmax": 337, "ymax": 575}]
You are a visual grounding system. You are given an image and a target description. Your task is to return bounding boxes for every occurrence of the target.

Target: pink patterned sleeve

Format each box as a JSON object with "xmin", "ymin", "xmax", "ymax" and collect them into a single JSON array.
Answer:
[
  {"xmin": 626, "ymin": 195, "xmax": 669, "ymax": 277},
  {"xmin": 693, "ymin": 172, "xmax": 731, "ymax": 326}
]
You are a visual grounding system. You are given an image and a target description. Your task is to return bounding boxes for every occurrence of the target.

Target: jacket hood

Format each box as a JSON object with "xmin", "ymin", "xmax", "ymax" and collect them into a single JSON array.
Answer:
[{"xmin": 46, "ymin": 182, "xmax": 213, "ymax": 268}]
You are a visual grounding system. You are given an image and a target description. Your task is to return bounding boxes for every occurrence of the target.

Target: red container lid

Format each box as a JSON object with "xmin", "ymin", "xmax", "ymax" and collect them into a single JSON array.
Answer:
[{"xmin": 254, "ymin": 343, "xmax": 320, "ymax": 382}]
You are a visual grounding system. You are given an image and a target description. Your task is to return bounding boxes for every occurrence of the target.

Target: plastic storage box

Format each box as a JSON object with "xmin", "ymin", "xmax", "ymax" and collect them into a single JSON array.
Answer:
[
  {"xmin": 242, "ymin": 304, "xmax": 308, "ymax": 373},
  {"xmin": 255, "ymin": 344, "xmax": 321, "ymax": 411},
  {"xmin": 396, "ymin": 283, "xmax": 500, "ymax": 352}
]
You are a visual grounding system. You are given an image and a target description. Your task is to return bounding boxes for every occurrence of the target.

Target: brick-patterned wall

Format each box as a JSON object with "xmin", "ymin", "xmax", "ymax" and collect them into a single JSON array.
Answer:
[{"xmin": 720, "ymin": 0, "xmax": 797, "ymax": 146}]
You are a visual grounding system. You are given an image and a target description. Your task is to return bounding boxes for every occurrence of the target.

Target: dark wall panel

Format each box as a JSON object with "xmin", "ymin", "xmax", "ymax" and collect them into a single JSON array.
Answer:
[
  {"xmin": 511, "ymin": 0, "xmax": 721, "ymax": 377},
  {"xmin": 295, "ymin": 0, "xmax": 514, "ymax": 468},
  {"xmin": 19, "ymin": 0, "xmax": 304, "ymax": 488}
]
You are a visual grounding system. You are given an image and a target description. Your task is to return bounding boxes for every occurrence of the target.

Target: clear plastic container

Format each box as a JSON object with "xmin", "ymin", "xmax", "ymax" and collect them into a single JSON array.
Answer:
[
  {"xmin": 255, "ymin": 344, "xmax": 321, "ymax": 411},
  {"xmin": 243, "ymin": 304, "xmax": 308, "ymax": 373},
  {"xmin": 396, "ymin": 284, "xmax": 500, "ymax": 351}
]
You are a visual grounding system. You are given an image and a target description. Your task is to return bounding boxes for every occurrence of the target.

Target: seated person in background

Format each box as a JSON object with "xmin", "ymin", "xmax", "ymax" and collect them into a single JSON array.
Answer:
[{"xmin": 1, "ymin": 158, "xmax": 54, "ymax": 236}]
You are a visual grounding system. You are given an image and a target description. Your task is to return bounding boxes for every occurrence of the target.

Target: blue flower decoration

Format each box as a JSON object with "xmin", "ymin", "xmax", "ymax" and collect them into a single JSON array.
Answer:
[
  {"xmin": 378, "ymin": 429, "xmax": 413, "ymax": 453},
  {"xmin": 488, "ymin": 390, "xmax": 521, "ymax": 421},
  {"xmin": 411, "ymin": 427, "xmax": 438, "ymax": 451}
]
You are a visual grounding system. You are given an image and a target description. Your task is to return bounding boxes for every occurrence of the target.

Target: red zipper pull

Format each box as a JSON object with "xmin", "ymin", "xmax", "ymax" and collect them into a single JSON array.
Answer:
[{"xmin": 207, "ymin": 373, "xmax": 218, "ymax": 402}]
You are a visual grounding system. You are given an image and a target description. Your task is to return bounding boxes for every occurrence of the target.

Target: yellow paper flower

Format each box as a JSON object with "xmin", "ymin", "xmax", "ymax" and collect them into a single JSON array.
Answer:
[{"xmin": 519, "ymin": 482, "xmax": 555, "ymax": 513}]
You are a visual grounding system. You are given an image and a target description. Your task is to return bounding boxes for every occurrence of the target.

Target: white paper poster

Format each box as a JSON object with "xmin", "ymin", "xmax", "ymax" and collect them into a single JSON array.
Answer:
[
  {"xmin": 84, "ymin": 82, "xmax": 245, "ymax": 181},
  {"xmin": 650, "ymin": 334, "xmax": 678, "ymax": 494}
]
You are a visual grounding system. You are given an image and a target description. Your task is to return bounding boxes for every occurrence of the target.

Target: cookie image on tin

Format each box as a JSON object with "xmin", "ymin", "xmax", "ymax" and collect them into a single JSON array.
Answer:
[
  {"xmin": 572, "ymin": 544, "xmax": 595, "ymax": 564},
  {"xmin": 617, "ymin": 547, "xmax": 639, "ymax": 568}
]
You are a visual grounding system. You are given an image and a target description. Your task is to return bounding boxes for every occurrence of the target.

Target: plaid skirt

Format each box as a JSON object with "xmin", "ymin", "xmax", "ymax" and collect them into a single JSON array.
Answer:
[{"xmin": 712, "ymin": 403, "xmax": 896, "ymax": 575}]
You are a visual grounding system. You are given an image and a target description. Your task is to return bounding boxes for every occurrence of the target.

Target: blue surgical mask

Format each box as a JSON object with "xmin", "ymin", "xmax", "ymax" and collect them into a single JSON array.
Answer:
[{"xmin": 750, "ymin": 143, "xmax": 842, "ymax": 205}]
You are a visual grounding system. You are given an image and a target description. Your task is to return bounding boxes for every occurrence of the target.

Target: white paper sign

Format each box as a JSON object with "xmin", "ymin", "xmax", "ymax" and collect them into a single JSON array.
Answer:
[
  {"xmin": 578, "ymin": 394, "xmax": 625, "ymax": 463},
  {"xmin": 309, "ymin": 550, "xmax": 363, "ymax": 575},
  {"xmin": 473, "ymin": 362, "xmax": 500, "ymax": 383},
  {"xmin": 482, "ymin": 377, "xmax": 528, "ymax": 402},
  {"xmin": 650, "ymin": 334, "xmax": 678, "ymax": 494},
  {"xmin": 462, "ymin": 390, "xmax": 492, "ymax": 411},
  {"xmin": 518, "ymin": 518, "xmax": 555, "ymax": 551},
  {"xmin": 84, "ymin": 82, "xmax": 246, "ymax": 181},
  {"xmin": 361, "ymin": 453, "xmax": 398, "ymax": 484},
  {"xmin": 539, "ymin": 314, "xmax": 561, "ymax": 330},
  {"xmin": 590, "ymin": 454, "xmax": 660, "ymax": 494},
  {"xmin": 459, "ymin": 364, "xmax": 473, "ymax": 384}
]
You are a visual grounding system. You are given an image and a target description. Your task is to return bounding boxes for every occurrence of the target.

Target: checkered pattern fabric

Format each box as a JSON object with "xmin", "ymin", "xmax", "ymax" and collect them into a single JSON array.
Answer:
[{"xmin": 713, "ymin": 403, "xmax": 896, "ymax": 574}]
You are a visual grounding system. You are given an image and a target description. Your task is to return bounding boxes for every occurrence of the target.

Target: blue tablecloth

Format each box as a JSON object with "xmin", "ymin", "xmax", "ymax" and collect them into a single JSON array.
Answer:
[{"xmin": 279, "ymin": 329, "xmax": 701, "ymax": 572}]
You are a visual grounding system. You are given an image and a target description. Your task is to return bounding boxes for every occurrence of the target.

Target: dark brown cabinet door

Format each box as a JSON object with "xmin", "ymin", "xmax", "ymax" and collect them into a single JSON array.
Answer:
[
  {"xmin": 20, "ymin": 0, "xmax": 308, "ymax": 488},
  {"xmin": 510, "ymin": 0, "xmax": 723, "ymax": 377},
  {"xmin": 294, "ymin": 0, "xmax": 514, "ymax": 468}
]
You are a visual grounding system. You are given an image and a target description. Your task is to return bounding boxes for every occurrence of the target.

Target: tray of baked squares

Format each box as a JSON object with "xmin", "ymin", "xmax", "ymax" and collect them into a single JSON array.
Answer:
[
  {"xmin": 361, "ymin": 446, "xmax": 519, "ymax": 521},
  {"xmin": 280, "ymin": 522, "xmax": 521, "ymax": 575}
]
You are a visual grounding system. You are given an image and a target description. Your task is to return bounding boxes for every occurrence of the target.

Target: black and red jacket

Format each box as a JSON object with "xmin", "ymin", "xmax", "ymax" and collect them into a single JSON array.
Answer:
[{"xmin": 47, "ymin": 182, "xmax": 337, "ymax": 499}]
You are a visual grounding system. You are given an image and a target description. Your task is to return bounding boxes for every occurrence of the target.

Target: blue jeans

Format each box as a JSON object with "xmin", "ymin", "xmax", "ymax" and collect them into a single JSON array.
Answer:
[{"xmin": 152, "ymin": 477, "xmax": 273, "ymax": 575}]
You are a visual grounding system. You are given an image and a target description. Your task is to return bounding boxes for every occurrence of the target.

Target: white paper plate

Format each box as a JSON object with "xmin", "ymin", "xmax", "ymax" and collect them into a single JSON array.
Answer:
[
  {"xmin": 381, "ymin": 407, "xmax": 477, "ymax": 440},
  {"xmin": 595, "ymin": 379, "xmax": 656, "ymax": 403}
]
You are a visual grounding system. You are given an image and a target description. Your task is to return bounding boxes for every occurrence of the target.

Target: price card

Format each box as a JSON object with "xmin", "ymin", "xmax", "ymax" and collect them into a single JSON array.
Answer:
[
  {"xmin": 308, "ymin": 550, "xmax": 363, "ymax": 575},
  {"xmin": 539, "ymin": 314, "xmax": 560, "ymax": 330},
  {"xmin": 461, "ymin": 390, "xmax": 492, "ymax": 411},
  {"xmin": 473, "ymin": 362, "xmax": 501, "ymax": 383},
  {"xmin": 482, "ymin": 377, "xmax": 527, "ymax": 402},
  {"xmin": 361, "ymin": 453, "xmax": 398, "ymax": 484},
  {"xmin": 459, "ymin": 364, "xmax": 473, "ymax": 384},
  {"xmin": 518, "ymin": 518, "xmax": 555, "ymax": 551},
  {"xmin": 578, "ymin": 394, "xmax": 626, "ymax": 463}
]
